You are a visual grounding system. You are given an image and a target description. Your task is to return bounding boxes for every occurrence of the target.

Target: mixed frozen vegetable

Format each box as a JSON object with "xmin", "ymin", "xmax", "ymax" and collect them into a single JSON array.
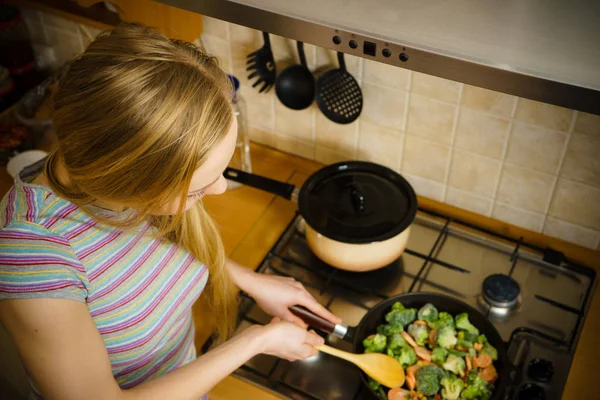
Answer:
[{"xmin": 363, "ymin": 302, "xmax": 498, "ymax": 400}]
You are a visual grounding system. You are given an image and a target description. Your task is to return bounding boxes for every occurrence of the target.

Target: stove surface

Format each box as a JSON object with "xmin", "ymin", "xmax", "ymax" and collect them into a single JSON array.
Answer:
[{"xmin": 228, "ymin": 210, "xmax": 596, "ymax": 400}]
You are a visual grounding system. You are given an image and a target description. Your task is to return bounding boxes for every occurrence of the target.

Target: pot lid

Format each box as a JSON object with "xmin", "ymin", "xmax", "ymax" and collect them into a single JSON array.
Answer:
[{"xmin": 298, "ymin": 161, "xmax": 417, "ymax": 244}]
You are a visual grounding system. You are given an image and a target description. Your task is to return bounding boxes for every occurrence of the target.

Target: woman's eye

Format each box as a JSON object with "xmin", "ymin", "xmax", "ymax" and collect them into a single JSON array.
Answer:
[{"xmin": 187, "ymin": 189, "xmax": 206, "ymax": 199}]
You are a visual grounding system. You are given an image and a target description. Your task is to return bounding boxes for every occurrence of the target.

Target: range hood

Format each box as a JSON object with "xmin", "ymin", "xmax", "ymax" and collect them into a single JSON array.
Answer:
[{"xmin": 158, "ymin": 0, "xmax": 600, "ymax": 115}]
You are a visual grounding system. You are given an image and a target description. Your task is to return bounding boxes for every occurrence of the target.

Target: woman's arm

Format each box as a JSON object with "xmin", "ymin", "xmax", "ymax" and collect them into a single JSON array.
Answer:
[
  {"xmin": 0, "ymin": 297, "xmax": 322, "ymax": 400},
  {"xmin": 226, "ymin": 259, "xmax": 341, "ymax": 325}
]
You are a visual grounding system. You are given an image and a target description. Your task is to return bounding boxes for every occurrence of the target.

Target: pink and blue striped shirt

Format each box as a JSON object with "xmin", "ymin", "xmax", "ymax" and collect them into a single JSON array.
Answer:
[{"xmin": 0, "ymin": 161, "xmax": 208, "ymax": 399}]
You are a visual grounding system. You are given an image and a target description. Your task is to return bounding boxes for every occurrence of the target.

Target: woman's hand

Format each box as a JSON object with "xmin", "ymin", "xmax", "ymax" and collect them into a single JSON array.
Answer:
[
  {"xmin": 254, "ymin": 318, "xmax": 324, "ymax": 361},
  {"xmin": 226, "ymin": 259, "xmax": 341, "ymax": 327},
  {"xmin": 248, "ymin": 274, "xmax": 341, "ymax": 326}
]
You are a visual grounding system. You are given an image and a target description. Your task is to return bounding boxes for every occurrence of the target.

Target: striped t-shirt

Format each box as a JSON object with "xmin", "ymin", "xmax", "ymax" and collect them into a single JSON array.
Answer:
[{"xmin": 0, "ymin": 161, "xmax": 209, "ymax": 399}]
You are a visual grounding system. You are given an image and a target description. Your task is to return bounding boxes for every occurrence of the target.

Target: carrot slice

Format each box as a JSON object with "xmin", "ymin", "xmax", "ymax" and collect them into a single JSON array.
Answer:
[
  {"xmin": 466, "ymin": 356, "xmax": 472, "ymax": 372},
  {"xmin": 473, "ymin": 353, "xmax": 493, "ymax": 368},
  {"xmin": 428, "ymin": 329, "xmax": 437, "ymax": 347},
  {"xmin": 388, "ymin": 388, "xmax": 411, "ymax": 400},
  {"xmin": 402, "ymin": 331, "xmax": 418, "ymax": 348},
  {"xmin": 415, "ymin": 346, "xmax": 432, "ymax": 362},
  {"xmin": 414, "ymin": 320, "xmax": 428, "ymax": 326},
  {"xmin": 405, "ymin": 373, "xmax": 416, "ymax": 390},
  {"xmin": 479, "ymin": 365, "xmax": 498, "ymax": 383}
]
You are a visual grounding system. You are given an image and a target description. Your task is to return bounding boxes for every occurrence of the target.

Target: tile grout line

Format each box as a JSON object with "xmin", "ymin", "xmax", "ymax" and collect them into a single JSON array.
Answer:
[
  {"xmin": 441, "ymin": 83, "xmax": 464, "ymax": 204},
  {"xmin": 489, "ymin": 96, "xmax": 519, "ymax": 218},
  {"xmin": 540, "ymin": 111, "xmax": 578, "ymax": 233},
  {"xmin": 398, "ymin": 70, "xmax": 412, "ymax": 173}
]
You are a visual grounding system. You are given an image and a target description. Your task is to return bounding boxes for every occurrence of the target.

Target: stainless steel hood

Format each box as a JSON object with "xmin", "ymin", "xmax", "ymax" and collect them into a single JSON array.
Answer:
[{"xmin": 158, "ymin": 0, "xmax": 600, "ymax": 115}]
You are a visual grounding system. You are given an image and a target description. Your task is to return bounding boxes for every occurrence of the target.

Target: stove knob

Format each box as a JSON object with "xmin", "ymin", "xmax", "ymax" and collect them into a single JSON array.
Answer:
[
  {"xmin": 528, "ymin": 358, "xmax": 554, "ymax": 382},
  {"xmin": 519, "ymin": 383, "xmax": 546, "ymax": 400}
]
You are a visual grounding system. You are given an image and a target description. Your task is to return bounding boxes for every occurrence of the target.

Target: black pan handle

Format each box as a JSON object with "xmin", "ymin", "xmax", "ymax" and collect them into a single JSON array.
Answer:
[
  {"xmin": 290, "ymin": 305, "xmax": 352, "ymax": 340},
  {"xmin": 224, "ymin": 167, "xmax": 296, "ymax": 200}
]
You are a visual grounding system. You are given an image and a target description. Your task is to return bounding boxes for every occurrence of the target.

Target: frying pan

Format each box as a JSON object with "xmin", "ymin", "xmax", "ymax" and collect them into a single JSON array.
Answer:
[
  {"xmin": 291, "ymin": 292, "xmax": 510, "ymax": 400},
  {"xmin": 224, "ymin": 161, "xmax": 417, "ymax": 272}
]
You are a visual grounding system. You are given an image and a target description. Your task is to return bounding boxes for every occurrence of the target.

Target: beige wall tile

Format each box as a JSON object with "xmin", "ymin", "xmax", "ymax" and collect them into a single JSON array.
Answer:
[
  {"xmin": 574, "ymin": 112, "xmax": 600, "ymax": 136},
  {"xmin": 445, "ymin": 188, "xmax": 492, "ymax": 216},
  {"xmin": 315, "ymin": 48, "xmax": 361, "ymax": 78},
  {"xmin": 401, "ymin": 135, "xmax": 450, "ymax": 183},
  {"xmin": 363, "ymin": 59, "xmax": 409, "ymax": 90},
  {"xmin": 275, "ymin": 135, "xmax": 314, "ymax": 160},
  {"xmin": 560, "ymin": 132, "xmax": 600, "ymax": 187},
  {"xmin": 543, "ymin": 217, "xmax": 600, "ymax": 249},
  {"xmin": 230, "ymin": 24, "xmax": 262, "ymax": 47},
  {"xmin": 249, "ymin": 127, "xmax": 276, "ymax": 148},
  {"xmin": 231, "ymin": 43, "xmax": 259, "ymax": 87},
  {"xmin": 361, "ymin": 83, "xmax": 407, "ymax": 131},
  {"xmin": 270, "ymin": 36, "xmax": 316, "ymax": 69},
  {"xmin": 448, "ymin": 150, "xmax": 501, "ymax": 197},
  {"xmin": 492, "ymin": 203, "xmax": 545, "ymax": 232},
  {"xmin": 461, "ymin": 85, "xmax": 515, "ymax": 118},
  {"xmin": 202, "ymin": 16, "xmax": 229, "ymax": 38},
  {"xmin": 315, "ymin": 147, "xmax": 353, "ymax": 165},
  {"xmin": 201, "ymin": 34, "xmax": 231, "ymax": 72},
  {"xmin": 274, "ymin": 102, "xmax": 314, "ymax": 143},
  {"xmin": 315, "ymin": 113, "xmax": 358, "ymax": 157},
  {"xmin": 406, "ymin": 94, "xmax": 456, "ymax": 145},
  {"xmin": 411, "ymin": 72, "xmax": 461, "ymax": 103},
  {"xmin": 454, "ymin": 108, "xmax": 509, "ymax": 159},
  {"xmin": 514, "ymin": 98, "xmax": 574, "ymax": 132},
  {"xmin": 496, "ymin": 165, "xmax": 554, "ymax": 213},
  {"xmin": 240, "ymin": 84, "xmax": 274, "ymax": 132},
  {"xmin": 357, "ymin": 122, "xmax": 403, "ymax": 170},
  {"xmin": 403, "ymin": 174, "xmax": 445, "ymax": 202},
  {"xmin": 505, "ymin": 123, "xmax": 568, "ymax": 174},
  {"xmin": 549, "ymin": 179, "xmax": 600, "ymax": 230}
]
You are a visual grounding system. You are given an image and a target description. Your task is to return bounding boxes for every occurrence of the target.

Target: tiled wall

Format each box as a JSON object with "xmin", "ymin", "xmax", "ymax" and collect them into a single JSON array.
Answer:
[{"xmin": 19, "ymin": 9, "xmax": 600, "ymax": 251}]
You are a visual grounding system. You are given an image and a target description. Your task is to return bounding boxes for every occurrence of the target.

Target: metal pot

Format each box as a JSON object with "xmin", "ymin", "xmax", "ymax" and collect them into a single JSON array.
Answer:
[
  {"xmin": 291, "ymin": 292, "xmax": 512, "ymax": 400},
  {"xmin": 224, "ymin": 161, "xmax": 417, "ymax": 271}
]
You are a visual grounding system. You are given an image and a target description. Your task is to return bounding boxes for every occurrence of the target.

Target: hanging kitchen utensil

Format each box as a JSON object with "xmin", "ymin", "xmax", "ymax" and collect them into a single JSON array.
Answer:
[
  {"xmin": 315, "ymin": 51, "xmax": 362, "ymax": 124},
  {"xmin": 246, "ymin": 32, "xmax": 276, "ymax": 93},
  {"xmin": 290, "ymin": 292, "xmax": 513, "ymax": 400},
  {"xmin": 275, "ymin": 41, "xmax": 315, "ymax": 110},
  {"xmin": 224, "ymin": 161, "xmax": 417, "ymax": 271}
]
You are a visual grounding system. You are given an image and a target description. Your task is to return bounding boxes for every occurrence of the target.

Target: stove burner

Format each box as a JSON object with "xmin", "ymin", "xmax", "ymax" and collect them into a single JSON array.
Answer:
[
  {"xmin": 519, "ymin": 383, "xmax": 546, "ymax": 400},
  {"xmin": 482, "ymin": 274, "xmax": 521, "ymax": 309},
  {"xmin": 528, "ymin": 358, "xmax": 554, "ymax": 382}
]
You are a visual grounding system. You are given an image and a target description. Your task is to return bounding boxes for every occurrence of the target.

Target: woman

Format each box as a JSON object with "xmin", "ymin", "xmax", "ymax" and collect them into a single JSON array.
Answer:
[{"xmin": 0, "ymin": 23, "xmax": 340, "ymax": 400}]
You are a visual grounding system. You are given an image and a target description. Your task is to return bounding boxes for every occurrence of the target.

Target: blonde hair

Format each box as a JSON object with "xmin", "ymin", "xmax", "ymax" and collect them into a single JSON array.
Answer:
[{"xmin": 45, "ymin": 23, "xmax": 238, "ymax": 343}]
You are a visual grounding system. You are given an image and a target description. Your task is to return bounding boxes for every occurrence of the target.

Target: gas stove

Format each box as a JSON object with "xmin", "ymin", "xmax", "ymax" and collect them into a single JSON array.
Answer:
[{"xmin": 225, "ymin": 209, "xmax": 596, "ymax": 400}]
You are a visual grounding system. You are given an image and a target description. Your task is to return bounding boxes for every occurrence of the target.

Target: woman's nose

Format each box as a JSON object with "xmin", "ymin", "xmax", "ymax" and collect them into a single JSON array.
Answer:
[{"xmin": 206, "ymin": 175, "xmax": 228, "ymax": 196}]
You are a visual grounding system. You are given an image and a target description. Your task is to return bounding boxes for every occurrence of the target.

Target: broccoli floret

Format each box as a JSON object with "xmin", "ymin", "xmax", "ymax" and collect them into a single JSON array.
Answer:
[
  {"xmin": 476, "ymin": 334, "xmax": 488, "ymax": 344},
  {"xmin": 436, "ymin": 326, "xmax": 458, "ymax": 349},
  {"xmin": 385, "ymin": 307, "xmax": 417, "ymax": 328},
  {"xmin": 468, "ymin": 347, "xmax": 477, "ymax": 358},
  {"xmin": 461, "ymin": 374, "xmax": 492, "ymax": 400},
  {"xmin": 397, "ymin": 346, "xmax": 417, "ymax": 368},
  {"xmin": 388, "ymin": 332, "xmax": 408, "ymax": 352},
  {"xmin": 456, "ymin": 339, "xmax": 473, "ymax": 349},
  {"xmin": 480, "ymin": 342, "xmax": 498, "ymax": 361},
  {"xmin": 432, "ymin": 347, "xmax": 449, "ymax": 365},
  {"xmin": 440, "ymin": 375, "xmax": 464, "ymax": 400},
  {"xmin": 408, "ymin": 323, "xmax": 429, "ymax": 346},
  {"xmin": 417, "ymin": 303, "xmax": 439, "ymax": 323},
  {"xmin": 362, "ymin": 333, "xmax": 386, "ymax": 353},
  {"xmin": 428, "ymin": 311, "xmax": 455, "ymax": 330},
  {"xmin": 442, "ymin": 354, "xmax": 466, "ymax": 377},
  {"xmin": 415, "ymin": 365, "xmax": 444, "ymax": 396},
  {"xmin": 447, "ymin": 348, "xmax": 469, "ymax": 357},
  {"xmin": 463, "ymin": 331, "xmax": 478, "ymax": 342},
  {"xmin": 455, "ymin": 313, "xmax": 480, "ymax": 335},
  {"xmin": 377, "ymin": 323, "xmax": 403, "ymax": 336},
  {"xmin": 367, "ymin": 377, "xmax": 380, "ymax": 391},
  {"xmin": 392, "ymin": 301, "xmax": 405, "ymax": 311}
]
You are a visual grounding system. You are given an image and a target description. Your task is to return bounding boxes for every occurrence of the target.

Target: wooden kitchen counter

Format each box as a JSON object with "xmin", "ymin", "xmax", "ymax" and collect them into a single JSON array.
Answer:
[{"xmin": 0, "ymin": 143, "xmax": 597, "ymax": 399}]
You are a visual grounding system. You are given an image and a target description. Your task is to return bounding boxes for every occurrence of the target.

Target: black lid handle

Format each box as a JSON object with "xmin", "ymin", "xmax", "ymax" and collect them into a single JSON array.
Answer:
[{"xmin": 349, "ymin": 184, "xmax": 365, "ymax": 214}]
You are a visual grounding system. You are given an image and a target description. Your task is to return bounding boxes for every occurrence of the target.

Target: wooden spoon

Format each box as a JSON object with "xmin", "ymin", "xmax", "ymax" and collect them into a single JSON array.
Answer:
[{"xmin": 317, "ymin": 344, "xmax": 405, "ymax": 388}]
